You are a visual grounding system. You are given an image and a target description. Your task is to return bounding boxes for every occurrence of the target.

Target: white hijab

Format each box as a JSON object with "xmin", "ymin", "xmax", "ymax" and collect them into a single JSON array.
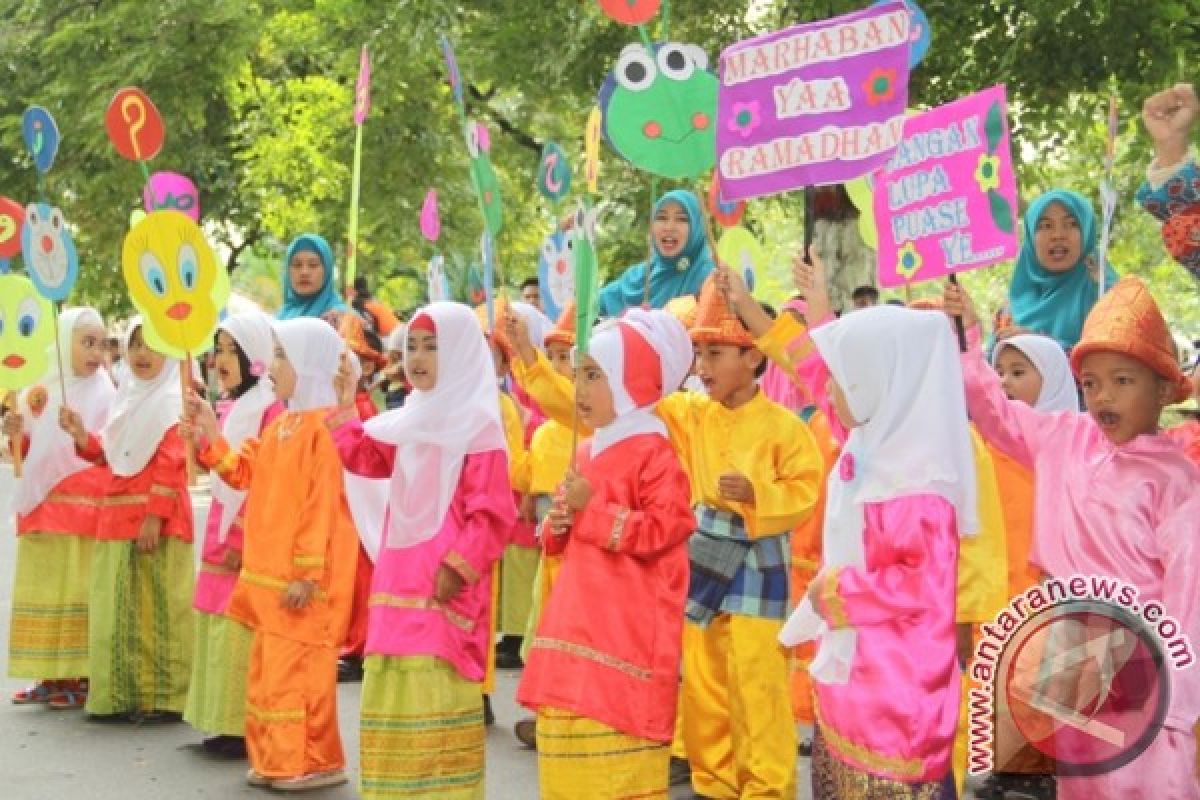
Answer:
[
  {"xmin": 364, "ymin": 303, "xmax": 508, "ymax": 549},
  {"xmin": 992, "ymin": 334, "xmax": 1081, "ymax": 413},
  {"xmin": 273, "ymin": 318, "xmax": 343, "ymax": 411},
  {"xmin": 15, "ymin": 307, "xmax": 116, "ymax": 514},
  {"xmin": 780, "ymin": 306, "xmax": 977, "ymax": 685},
  {"xmin": 587, "ymin": 308, "xmax": 693, "ymax": 457},
  {"xmin": 102, "ymin": 317, "xmax": 183, "ymax": 477},
  {"xmin": 210, "ymin": 312, "xmax": 277, "ymax": 541}
]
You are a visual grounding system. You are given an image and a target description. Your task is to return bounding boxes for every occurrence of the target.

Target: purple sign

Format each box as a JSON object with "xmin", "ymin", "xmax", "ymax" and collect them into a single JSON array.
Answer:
[
  {"xmin": 716, "ymin": 2, "xmax": 912, "ymax": 201},
  {"xmin": 143, "ymin": 171, "xmax": 200, "ymax": 222}
]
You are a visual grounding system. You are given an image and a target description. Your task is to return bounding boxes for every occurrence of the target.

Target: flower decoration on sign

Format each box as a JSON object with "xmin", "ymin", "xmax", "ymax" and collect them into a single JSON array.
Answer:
[
  {"xmin": 896, "ymin": 241, "xmax": 923, "ymax": 281},
  {"xmin": 727, "ymin": 101, "xmax": 762, "ymax": 140},
  {"xmin": 863, "ymin": 68, "xmax": 897, "ymax": 107},
  {"xmin": 974, "ymin": 153, "xmax": 1001, "ymax": 193}
]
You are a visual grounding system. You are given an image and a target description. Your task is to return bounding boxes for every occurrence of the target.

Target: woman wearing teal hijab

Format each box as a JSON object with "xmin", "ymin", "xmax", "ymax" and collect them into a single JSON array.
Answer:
[
  {"xmin": 598, "ymin": 189, "xmax": 715, "ymax": 317},
  {"xmin": 1008, "ymin": 189, "xmax": 1118, "ymax": 351},
  {"xmin": 277, "ymin": 233, "xmax": 349, "ymax": 320}
]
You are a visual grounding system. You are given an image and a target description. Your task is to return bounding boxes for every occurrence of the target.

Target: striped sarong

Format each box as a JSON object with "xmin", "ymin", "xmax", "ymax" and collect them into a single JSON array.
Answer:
[
  {"xmin": 536, "ymin": 706, "xmax": 670, "ymax": 799},
  {"xmin": 183, "ymin": 611, "xmax": 253, "ymax": 735},
  {"xmin": 8, "ymin": 533, "xmax": 93, "ymax": 679}
]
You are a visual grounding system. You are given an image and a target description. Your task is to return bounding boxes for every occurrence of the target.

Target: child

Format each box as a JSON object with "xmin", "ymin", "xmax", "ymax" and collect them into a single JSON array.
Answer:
[
  {"xmin": 598, "ymin": 189, "xmax": 715, "ymax": 316},
  {"xmin": 6, "ymin": 307, "xmax": 115, "ymax": 709},
  {"xmin": 1009, "ymin": 190, "xmax": 1119, "ymax": 351},
  {"xmin": 59, "ymin": 317, "xmax": 194, "ymax": 722},
  {"xmin": 187, "ymin": 317, "xmax": 359, "ymax": 791},
  {"xmin": 332, "ymin": 302, "xmax": 515, "ymax": 799},
  {"xmin": 517, "ymin": 308, "xmax": 696, "ymax": 799},
  {"xmin": 184, "ymin": 311, "xmax": 282, "ymax": 757},
  {"xmin": 380, "ymin": 325, "xmax": 410, "ymax": 411},
  {"xmin": 945, "ymin": 276, "xmax": 1200, "ymax": 799},
  {"xmin": 1137, "ymin": 82, "xmax": 1200, "ymax": 280},
  {"xmin": 725, "ymin": 259, "xmax": 977, "ymax": 798}
]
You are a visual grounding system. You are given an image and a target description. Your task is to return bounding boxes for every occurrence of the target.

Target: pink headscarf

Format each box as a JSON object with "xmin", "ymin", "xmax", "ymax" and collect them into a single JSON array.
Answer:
[{"xmin": 760, "ymin": 298, "xmax": 813, "ymax": 412}]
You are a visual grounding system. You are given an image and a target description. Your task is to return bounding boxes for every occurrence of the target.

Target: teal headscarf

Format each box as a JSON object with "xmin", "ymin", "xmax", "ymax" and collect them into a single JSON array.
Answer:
[
  {"xmin": 277, "ymin": 233, "xmax": 348, "ymax": 320},
  {"xmin": 1008, "ymin": 190, "xmax": 1118, "ymax": 351},
  {"xmin": 598, "ymin": 189, "xmax": 714, "ymax": 317}
]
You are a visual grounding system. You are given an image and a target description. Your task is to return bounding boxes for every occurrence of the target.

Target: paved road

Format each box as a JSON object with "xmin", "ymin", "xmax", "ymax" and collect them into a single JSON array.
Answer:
[{"xmin": 0, "ymin": 466, "xmax": 830, "ymax": 799}]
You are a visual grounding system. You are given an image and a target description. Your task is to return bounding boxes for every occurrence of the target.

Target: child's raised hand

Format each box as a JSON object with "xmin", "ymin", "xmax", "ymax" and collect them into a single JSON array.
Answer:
[
  {"xmin": 506, "ymin": 309, "xmax": 536, "ymax": 366},
  {"xmin": 433, "ymin": 564, "xmax": 465, "ymax": 604},
  {"xmin": 941, "ymin": 282, "xmax": 980, "ymax": 331},
  {"xmin": 334, "ymin": 352, "xmax": 356, "ymax": 409},
  {"xmin": 1142, "ymin": 83, "xmax": 1198, "ymax": 165},
  {"xmin": 562, "ymin": 468, "xmax": 593, "ymax": 512},
  {"xmin": 793, "ymin": 245, "xmax": 831, "ymax": 322},
  {"xmin": 717, "ymin": 472, "xmax": 756, "ymax": 504},
  {"xmin": 58, "ymin": 407, "xmax": 86, "ymax": 449}
]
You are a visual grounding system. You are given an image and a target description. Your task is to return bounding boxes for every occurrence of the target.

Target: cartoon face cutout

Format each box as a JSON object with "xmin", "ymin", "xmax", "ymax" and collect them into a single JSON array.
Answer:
[
  {"xmin": 20, "ymin": 203, "xmax": 79, "ymax": 302},
  {"xmin": 465, "ymin": 121, "xmax": 504, "ymax": 235},
  {"xmin": 0, "ymin": 275, "xmax": 54, "ymax": 390},
  {"xmin": 598, "ymin": 42, "xmax": 718, "ymax": 179},
  {"xmin": 122, "ymin": 210, "xmax": 229, "ymax": 358},
  {"xmin": 536, "ymin": 142, "xmax": 573, "ymax": 203},
  {"xmin": 537, "ymin": 229, "xmax": 575, "ymax": 321}
]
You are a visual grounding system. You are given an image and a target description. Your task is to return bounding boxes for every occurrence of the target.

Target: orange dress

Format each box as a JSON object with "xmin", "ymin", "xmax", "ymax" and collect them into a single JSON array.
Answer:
[{"xmin": 202, "ymin": 409, "xmax": 360, "ymax": 780}]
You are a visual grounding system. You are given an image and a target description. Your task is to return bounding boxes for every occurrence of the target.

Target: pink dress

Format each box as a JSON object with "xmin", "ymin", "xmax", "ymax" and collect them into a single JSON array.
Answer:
[
  {"xmin": 961, "ymin": 336, "xmax": 1200, "ymax": 799},
  {"xmin": 813, "ymin": 494, "xmax": 961, "ymax": 784},
  {"xmin": 193, "ymin": 401, "xmax": 284, "ymax": 615},
  {"xmin": 333, "ymin": 419, "xmax": 515, "ymax": 681}
]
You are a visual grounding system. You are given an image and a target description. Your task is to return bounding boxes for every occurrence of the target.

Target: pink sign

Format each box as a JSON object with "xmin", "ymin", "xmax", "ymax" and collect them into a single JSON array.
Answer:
[
  {"xmin": 143, "ymin": 171, "xmax": 200, "ymax": 222},
  {"xmin": 874, "ymin": 85, "xmax": 1018, "ymax": 288},
  {"xmin": 715, "ymin": 2, "xmax": 912, "ymax": 201},
  {"xmin": 354, "ymin": 45, "xmax": 371, "ymax": 126}
]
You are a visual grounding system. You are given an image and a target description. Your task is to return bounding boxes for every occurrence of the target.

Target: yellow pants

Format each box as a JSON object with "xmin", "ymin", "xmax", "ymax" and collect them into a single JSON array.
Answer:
[
  {"xmin": 682, "ymin": 615, "xmax": 796, "ymax": 799},
  {"xmin": 537, "ymin": 707, "xmax": 669, "ymax": 799}
]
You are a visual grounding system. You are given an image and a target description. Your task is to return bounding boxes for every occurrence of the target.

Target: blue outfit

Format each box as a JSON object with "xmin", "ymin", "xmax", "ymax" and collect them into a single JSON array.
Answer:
[
  {"xmin": 1135, "ymin": 158, "xmax": 1200, "ymax": 282},
  {"xmin": 276, "ymin": 233, "xmax": 348, "ymax": 320},
  {"xmin": 597, "ymin": 189, "xmax": 714, "ymax": 317},
  {"xmin": 1008, "ymin": 189, "xmax": 1118, "ymax": 351}
]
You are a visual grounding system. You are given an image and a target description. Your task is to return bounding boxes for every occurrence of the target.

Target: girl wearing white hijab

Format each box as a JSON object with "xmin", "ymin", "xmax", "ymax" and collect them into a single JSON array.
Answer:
[
  {"xmin": 59, "ymin": 317, "xmax": 195, "ymax": 721},
  {"xmin": 184, "ymin": 311, "xmax": 282, "ymax": 757},
  {"xmin": 187, "ymin": 316, "xmax": 360, "ymax": 790},
  {"xmin": 6, "ymin": 307, "xmax": 114, "ymax": 709},
  {"xmin": 331, "ymin": 302, "xmax": 516, "ymax": 800},
  {"xmin": 517, "ymin": 308, "xmax": 698, "ymax": 800},
  {"xmin": 777, "ymin": 305, "xmax": 975, "ymax": 799}
]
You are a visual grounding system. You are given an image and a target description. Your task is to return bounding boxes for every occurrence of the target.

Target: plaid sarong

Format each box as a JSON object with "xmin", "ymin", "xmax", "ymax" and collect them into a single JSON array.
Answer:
[{"xmin": 686, "ymin": 505, "xmax": 790, "ymax": 627}]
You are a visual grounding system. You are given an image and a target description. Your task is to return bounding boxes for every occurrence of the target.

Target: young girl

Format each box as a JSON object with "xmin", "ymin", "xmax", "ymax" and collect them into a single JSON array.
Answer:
[
  {"xmin": 59, "ymin": 318, "xmax": 194, "ymax": 722},
  {"xmin": 598, "ymin": 189, "xmax": 715, "ymax": 316},
  {"xmin": 184, "ymin": 312, "xmax": 282, "ymax": 757},
  {"xmin": 946, "ymin": 276, "xmax": 1200, "ymax": 799},
  {"xmin": 1008, "ymin": 190, "xmax": 1119, "ymax": 351},
  {"xmin": 188, "ymin": 317, "xmax": 359, "ymax": 791},
  {"xmin": 518, "ymin": 308, "xmax": 696, "ymax": 799},
  {"xmin": 276, "ymin": 233, "xmax": 348, "ymax": 321},
  {"xmin": 332, "ymin": 302, "xmax": 515, "ymax": 799},
  {"xmin": 6, "ymin": 307, "xmax": 115, "ymax": 709}
]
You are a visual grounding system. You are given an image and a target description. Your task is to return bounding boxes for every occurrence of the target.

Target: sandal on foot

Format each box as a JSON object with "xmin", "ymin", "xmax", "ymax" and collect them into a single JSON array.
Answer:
[
  {"xmin": 202, "ymin": 735, "xmax": 248, "ymax": 759},
  {"xmin": 247, "ymin": 769, "xmax": 271, "ymax": 787},
  {"xmin": 271, "ymin": 769, "xmax": 348, "ymax": 792},
  {"xmin": 48, "ymin": 689, "xmax": 87, "ymax": 710},
  {"xmin": 11, "ymin": 682, "xmax": 55, "ymax": 705}
]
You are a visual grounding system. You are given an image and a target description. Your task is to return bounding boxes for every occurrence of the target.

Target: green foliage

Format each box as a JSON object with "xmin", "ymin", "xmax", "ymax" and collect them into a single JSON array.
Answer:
[{"xmin": 0, "ymin": 0, "xmax": 1195, "ymax": 337}]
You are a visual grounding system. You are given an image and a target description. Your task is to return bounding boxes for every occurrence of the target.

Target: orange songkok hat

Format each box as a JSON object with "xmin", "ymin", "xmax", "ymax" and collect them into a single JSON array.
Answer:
[
  {"xmin": 543, "ymin": 301, "xmax": 576, "ymax": 349},
  {"xmin": 1070, "ymin": 276, "xmax": 1191, "ymax": 403},
  {"xmin": 474, "ymin": 296, "xmax": 514, "ymax": 361},
  {"xmin": 688, "ymin": 275, "xmax": 754, "ymax": 348}
]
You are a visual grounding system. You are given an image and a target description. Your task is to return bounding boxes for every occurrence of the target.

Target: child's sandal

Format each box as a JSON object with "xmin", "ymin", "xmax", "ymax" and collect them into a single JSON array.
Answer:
[
  {"xmin": 11, "ymin": 681, "xmax": 55, "ymax": 705},
  {"xmin": 48, "ymin": 686, "xmax": 87, "ymax": 711}
]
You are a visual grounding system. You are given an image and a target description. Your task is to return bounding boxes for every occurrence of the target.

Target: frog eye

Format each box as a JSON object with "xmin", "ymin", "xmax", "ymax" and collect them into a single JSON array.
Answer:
[
  {"xmin": 616, "ymin": 45, "xmax": 656, "ymax": 92},
  {"xmin": 140, "ymin": 251, "xmax": 168, "ymax": 297},
  {"xmin": 683, "ymin": 44, "xmax": 708, "ymax": 71},
  {"xmin": 17, "ymin": 297, "xmax": 41, "ymax": 337},
  {"xmin": 178, "ymin": 243, "xmax": 198, "ymax": 290},
  {"xmin": 657, "ymin": 43, "xmax": 695, "ymax": 82}
]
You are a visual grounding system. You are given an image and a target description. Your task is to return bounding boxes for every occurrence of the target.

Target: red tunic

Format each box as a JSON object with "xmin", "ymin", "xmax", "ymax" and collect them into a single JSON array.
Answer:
[
  {"xmin": 78, "ymin": 426, "xmax": 193, "ymax": 543},
  {"xmin": 16, "ymin": 459, "xmax": 112, "ymax": 538},
  {"xmin": 517, "ymin": 433, "xmax": 695, "ymax": 742}
]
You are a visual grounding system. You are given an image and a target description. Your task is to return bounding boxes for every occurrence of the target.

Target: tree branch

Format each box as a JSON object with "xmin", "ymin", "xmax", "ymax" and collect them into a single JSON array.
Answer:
[{"xmin": 466, "ymin": 83, "xmax": 542, "ymax": 157}]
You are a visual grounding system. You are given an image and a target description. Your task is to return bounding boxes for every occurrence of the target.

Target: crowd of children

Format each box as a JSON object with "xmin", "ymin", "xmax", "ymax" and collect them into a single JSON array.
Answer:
[{"xmin": 2, "ymin": 82, "xmax": 1200, "ymax": 800}]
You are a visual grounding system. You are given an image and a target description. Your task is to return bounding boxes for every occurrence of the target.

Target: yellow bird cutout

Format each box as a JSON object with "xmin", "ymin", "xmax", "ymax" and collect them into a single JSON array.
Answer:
[
  {"xmin": 0, "ymin": 274, "xmax": 54, "ymax": 390},
  {"xmin": 122, "ymin": 211, "xmax": 228, "ymax": 359}
]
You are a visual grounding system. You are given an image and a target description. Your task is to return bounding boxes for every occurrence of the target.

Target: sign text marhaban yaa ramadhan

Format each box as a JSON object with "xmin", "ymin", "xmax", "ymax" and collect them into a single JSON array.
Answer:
[{"xmin": 716, "ymin": 2, "xmax": 912, "ymax": 201}]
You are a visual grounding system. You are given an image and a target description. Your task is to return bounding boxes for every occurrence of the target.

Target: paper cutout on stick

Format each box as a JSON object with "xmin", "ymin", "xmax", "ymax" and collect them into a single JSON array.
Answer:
[
  {"xmin": 845, "ymin": 174, "xmax": 878, "ymax": 249},
  {"xmin": 0, "ymin": 275, "xmax": 54, "ymax": 390},
  {"xmin": 22, "ymin": 107, "xmax": 60, "ymax": 174},
  {"xmin": 872, "ymin": 0, "xmax": 931, "ymax": 68},
  {"xmin": 420, "ymin": 189, "xmax": 441, "ymax": 243},
  {"xmin": 465, "ymin": 121, "xmax": 504, "ymax": 235},
  {"xmin": 585, "ymin": 106, "xmax": 603, "ymax": 193},
  {"xmin": 598, "ymin": 42, "xmax": 719, "ymax": 178},
  {"xmin": 143, "ymin": 172, "xmax": 200, "ymax": 222},
  {"xmin": 537, "ymin": 229, "xmax": 574, "ymax": 322},
  {"xmin": 427, "ymin": 254, "xmax": 451, "ymax": 303},
  {"xmin": 537, "ymin": 142, "xmax": 573, "ymax": 203},
  {"xmin": 873, "ymin": 85, "xmax": 1018, "ymax": 288},
  {"xmin": 105, "ymin": 87, "xmax": 165, "ymax": 162},
  {"xmin": 122, "ymin": 211, "xmax": 229, "ymax": 358},
  {"xmin": 354, "ymin": 45, "xmax": 371, "ymax": 126},
  {"xmin": 596, "ymin": 0, "xmax": 661, "ymax": 25},
  {"xmin": 716, "ymin": 227, "xmax": 766, "ymax": 293},
  {"xmin": 0, "ymin": 198, "xmax": 26, "ymax": 268},
  {"xmin": 715, "ymin": 2, "xmax": 912, "ymax": 201},
  {"xmin": 707, "ymin": 175, "xmax": 746, "ymax": 228},
  {"xmin": 20, "ymin": 203, "xmax": 79, "ymax": 303},
  {"xmin": 441, "ymin": 35, "xmax": 464, "ymax": 108}
]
